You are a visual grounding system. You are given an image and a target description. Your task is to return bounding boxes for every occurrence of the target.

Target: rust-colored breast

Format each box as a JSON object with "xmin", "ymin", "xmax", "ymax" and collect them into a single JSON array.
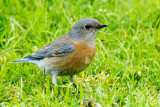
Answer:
[{"xmin": 57, "ymin": 41, "xmax": 96, "ymax": 76}]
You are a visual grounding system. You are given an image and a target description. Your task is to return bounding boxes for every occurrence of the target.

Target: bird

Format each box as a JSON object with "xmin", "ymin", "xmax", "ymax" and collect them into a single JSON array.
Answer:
[{"xmin": 11, "ymin": 18, "xmax": 108, "ymax": 88}]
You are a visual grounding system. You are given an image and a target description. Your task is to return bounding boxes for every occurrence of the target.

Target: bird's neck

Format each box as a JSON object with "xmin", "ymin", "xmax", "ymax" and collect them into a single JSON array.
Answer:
[
  {"xmin": 68, "ymin": 35, "xmax": 96, "ymax": 48},
  {"xmin": 68, "ymin": 31, "xmax": 97, "ymax": 47}
]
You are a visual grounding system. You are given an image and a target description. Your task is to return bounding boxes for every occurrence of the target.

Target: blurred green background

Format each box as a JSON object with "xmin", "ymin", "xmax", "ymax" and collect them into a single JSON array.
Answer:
[{"xmin": 0, "ymin": 0, "xmax": 160, "ymax": 106}]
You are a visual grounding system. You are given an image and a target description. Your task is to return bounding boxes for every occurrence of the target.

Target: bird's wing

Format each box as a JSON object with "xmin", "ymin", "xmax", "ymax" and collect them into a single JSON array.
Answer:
[
  {"xmin": 23, "ymin": 34, "xmax": 75, "ymax": 60},
  {"xmin": 25, "ymin": 42, "xmax": 75, "ymax": 60}
]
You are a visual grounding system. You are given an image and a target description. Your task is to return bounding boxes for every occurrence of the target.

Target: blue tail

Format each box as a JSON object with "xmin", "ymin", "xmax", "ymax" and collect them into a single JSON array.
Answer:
[{"xmin": 11, "ymin": 58, "xmax": 30, "ymax": 63}]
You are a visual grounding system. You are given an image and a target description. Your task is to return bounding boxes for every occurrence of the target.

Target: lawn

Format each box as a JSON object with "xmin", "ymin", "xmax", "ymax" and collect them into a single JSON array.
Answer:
[{"xmin": 0, "ymin": 0, "xmax": 160, "ymax": 106}]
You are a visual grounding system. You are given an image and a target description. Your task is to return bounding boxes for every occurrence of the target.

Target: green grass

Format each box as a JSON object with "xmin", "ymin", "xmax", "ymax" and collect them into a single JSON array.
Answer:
[{"xmin": 0, "ymin": 0, "xmax": 160, "ymax": 106}]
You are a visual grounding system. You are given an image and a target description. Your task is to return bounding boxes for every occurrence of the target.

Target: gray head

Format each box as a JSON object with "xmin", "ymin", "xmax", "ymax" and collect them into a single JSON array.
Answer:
[{"xmin": 69, "ymin": 18, "xmax": 108, "ymax": 42}]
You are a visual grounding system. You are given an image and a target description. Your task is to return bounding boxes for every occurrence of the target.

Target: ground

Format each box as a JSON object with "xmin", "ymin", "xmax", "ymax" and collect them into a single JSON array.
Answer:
[{"xmin": 0, "ymin": 0, "xmax": 160, "ymax": 106}]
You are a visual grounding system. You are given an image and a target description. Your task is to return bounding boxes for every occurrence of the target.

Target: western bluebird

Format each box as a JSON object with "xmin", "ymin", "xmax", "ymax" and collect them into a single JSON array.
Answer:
[{"xmin": 12, "ymin": 18, "xmax": 107, "ymax": 87}]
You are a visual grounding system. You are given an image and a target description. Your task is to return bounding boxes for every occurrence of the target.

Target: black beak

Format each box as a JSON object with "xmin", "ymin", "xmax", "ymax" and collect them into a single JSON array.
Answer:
[{"xmin": 97, "ymin": 24, "xmax": 108, "ymax": 29}]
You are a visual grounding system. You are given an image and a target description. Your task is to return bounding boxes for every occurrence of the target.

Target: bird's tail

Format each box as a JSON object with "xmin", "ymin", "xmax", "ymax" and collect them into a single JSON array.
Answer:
[{"xmin": 10, "ymin": 58, "xmax": 30, "ymax": 63}]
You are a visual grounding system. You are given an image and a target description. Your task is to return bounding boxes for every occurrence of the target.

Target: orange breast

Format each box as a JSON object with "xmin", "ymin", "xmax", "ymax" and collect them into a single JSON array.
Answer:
[{"xmin": 56, "ymin": 41, "xmax": 96, "ymax": 76}]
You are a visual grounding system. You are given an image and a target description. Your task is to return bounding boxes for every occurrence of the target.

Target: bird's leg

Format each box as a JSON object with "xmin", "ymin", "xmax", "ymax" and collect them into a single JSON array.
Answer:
[
  {"xmin": 52, "ymin": 74, "xmax": 61, "ymax": 95},
  {"xmin": 69, "ymin": 75, "xmax": 77, "ymax": 88},
  {"xmin": 70, "ymin": 75, "xmax": 80, "ymax": 94},
  {"xmin": 52, "ymin": 75, "xmax": 57, "ymax": 86}
]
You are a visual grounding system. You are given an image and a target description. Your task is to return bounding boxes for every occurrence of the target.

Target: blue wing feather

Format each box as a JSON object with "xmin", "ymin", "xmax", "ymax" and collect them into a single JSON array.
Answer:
[{"xmin": 24, "ymin": 44, "xmax": 75, "ymax": 60}]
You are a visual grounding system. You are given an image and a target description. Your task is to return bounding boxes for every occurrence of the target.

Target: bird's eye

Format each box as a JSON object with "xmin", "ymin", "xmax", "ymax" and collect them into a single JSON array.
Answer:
[{"xmin": 84, "ymin": 24, "xmax": 91, "ymax": 29}]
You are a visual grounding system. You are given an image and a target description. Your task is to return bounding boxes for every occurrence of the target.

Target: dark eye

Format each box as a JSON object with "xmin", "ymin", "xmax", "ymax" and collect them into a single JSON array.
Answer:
[{"xmin": 84, "ymin": 24, "xmax": 91, "ymax": 29}]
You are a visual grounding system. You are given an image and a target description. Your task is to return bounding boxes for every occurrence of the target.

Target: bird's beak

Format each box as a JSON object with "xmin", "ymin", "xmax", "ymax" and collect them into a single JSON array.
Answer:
[{"xmin": 96, "ymin": 24, "xmax": 108, "ymax": 29}]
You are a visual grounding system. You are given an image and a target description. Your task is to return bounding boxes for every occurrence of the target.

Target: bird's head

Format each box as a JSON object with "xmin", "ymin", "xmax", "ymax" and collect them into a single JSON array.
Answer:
[{"xmin": 69, "ymin": 18, "xmax": 108, "ymax": 43}]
